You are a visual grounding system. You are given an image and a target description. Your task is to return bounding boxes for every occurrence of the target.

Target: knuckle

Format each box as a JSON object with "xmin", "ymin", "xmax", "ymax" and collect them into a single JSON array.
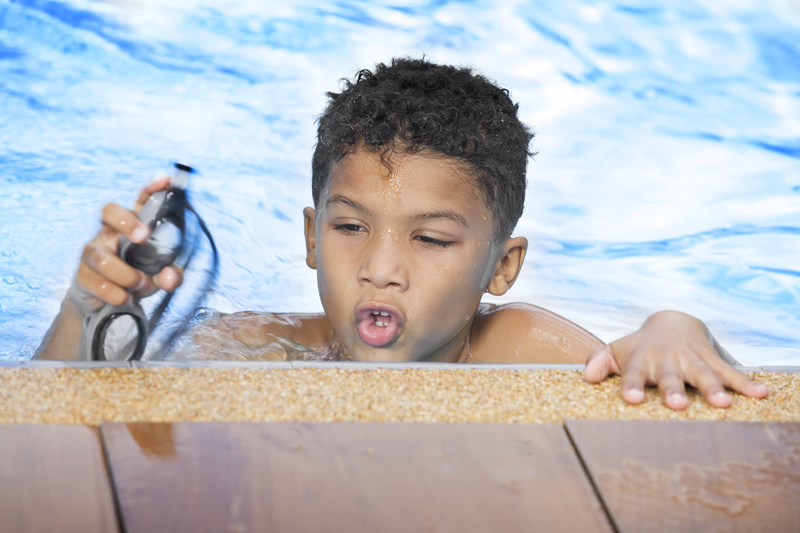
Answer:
[
  {"xmin": 696, "ymin": 345, "xmax": 720, "ymax": 363},
  {"xmin": 80, "ymin": 244, "xmax": 93, "ymax": 264},
  {"xmin": 687, "ymin": 356, "xmax": 715, "ymax": 377},
  {"xmin": 75, "ymin": 265, "xmax": 92, "ymax": 288},
  {"xmin": 84, "ymin": 245, "xmax": 106, "ymax": 270},
  {"xmin": 96, "ymin": 283, "xmax": 127, "ymax": 306},
  {"xmin": 101, "ymin": 202, "xmax": 118, "ymax": 220},
  {"xmin": 656, "ymin": 370, "xmax": 682, "ymax": 387},
  {"xmin": 620, "ymin": 370, "xmax": 646, "ymax": 387},
  {"xmin": 82, "ymin": 240, "xmax": 98, "ymax": 257},
  {"xmin": 684, "ymin": 359, "xmax": 720, "ymax": 390},
  {"xmin": 724, "ymin": 370, "xmax": 750, "ymax": 388}
]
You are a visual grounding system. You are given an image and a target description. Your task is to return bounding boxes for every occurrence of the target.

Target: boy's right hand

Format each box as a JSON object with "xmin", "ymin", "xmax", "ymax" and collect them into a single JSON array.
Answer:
[{"xmin": 69, "ymin": 176, "xmax": 183, "ymax": 315}]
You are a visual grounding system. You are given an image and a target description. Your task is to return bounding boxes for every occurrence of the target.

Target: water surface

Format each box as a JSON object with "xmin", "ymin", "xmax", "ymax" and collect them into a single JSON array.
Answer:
[{"xmin": 1, "ymin": 0, "xmax": 798, "ymax": 364}]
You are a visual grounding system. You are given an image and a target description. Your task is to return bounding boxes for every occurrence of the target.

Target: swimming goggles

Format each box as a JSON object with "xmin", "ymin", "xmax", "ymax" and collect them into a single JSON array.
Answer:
[{"xmin": 78, "ymin": 163, "xmax": 218, "ymax": 361}]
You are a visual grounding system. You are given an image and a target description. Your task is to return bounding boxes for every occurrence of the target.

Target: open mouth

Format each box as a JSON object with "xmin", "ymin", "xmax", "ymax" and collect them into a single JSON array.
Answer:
[{"xmin": 356, "ymin": 306, "xmax": 403, "ymax": 347}]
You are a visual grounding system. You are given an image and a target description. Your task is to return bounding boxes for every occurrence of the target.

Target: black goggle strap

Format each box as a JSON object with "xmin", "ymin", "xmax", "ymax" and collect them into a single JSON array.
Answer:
[{"xmin": 145, "ymin": 202, "xmax": 219, "ymax": 360}]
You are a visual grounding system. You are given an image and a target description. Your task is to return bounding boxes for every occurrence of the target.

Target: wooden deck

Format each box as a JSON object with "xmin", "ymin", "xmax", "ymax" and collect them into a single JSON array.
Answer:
[
  {"xmin": 1, "ymin": 362, "xmax": 797, "ymax": 531},
  {"xmin": 1, "ymin": 420, "xmax": 798, "ymax": 532}
]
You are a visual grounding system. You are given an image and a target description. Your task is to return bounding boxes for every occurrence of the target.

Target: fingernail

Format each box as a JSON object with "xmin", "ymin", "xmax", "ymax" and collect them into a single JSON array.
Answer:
[
  {"xmin": 713, "ymin": 390, "xmax": 731, "ymax": 401},
  {"xmin": 668, "ymin": 392, "xmax": 685, "ymax": 403},
  {"xmin": 131, "ymin": 225, "xmax": 149, "ymax": 243},
  {"xmin": 624, "ymin": 388, "xmax": 644, "ymax": 402},
  {"xmin": 133, "ymin": 274, "xmax": 147, "ymax": 291}
]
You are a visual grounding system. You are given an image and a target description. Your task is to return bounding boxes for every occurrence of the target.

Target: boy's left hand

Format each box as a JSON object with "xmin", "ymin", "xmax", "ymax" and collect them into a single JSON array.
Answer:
[{"xmin": 583, "ymin": 310, "xmax": 769, "ymax": 410}]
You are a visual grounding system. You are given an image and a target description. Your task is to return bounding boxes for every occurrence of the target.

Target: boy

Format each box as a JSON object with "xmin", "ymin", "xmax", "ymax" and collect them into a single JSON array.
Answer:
[{"xmin": 37, "ymin": 58, "xmax": 768, "ymax": 411}]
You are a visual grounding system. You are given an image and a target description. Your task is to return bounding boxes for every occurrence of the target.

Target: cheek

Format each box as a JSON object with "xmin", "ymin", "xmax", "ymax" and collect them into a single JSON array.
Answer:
[
  {"xmin": 314, "ymin": 242, "xmax": 335, "ymax": 297},
  {"xmin": 315, "ymin": 241, "xmax": 354, "ymax": 306},
  {"xmin": 437, "ymin": 246, "xmax": 495, "ymax": 290},
  {"xmin": 422, "ymin": 256, "xmax": 489, "ymax": 308}
]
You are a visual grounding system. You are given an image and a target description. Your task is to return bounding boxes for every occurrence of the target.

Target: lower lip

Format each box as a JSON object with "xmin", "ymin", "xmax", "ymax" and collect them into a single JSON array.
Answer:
[{"xmin": 357, "ymin": 316, "xmax": 401, "ymax": 347}]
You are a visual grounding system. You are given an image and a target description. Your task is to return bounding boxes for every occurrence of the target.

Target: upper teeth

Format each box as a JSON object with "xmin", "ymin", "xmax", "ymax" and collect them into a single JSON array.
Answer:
[{"xmin": 372, "ymin": 311, "xmax": 389, "ymax": 316}]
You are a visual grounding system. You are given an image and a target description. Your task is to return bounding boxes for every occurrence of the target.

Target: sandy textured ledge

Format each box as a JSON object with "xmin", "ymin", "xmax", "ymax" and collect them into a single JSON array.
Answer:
[{"xmin": 1, "ymin": 366, "xmax": 797, "ymax": 425}]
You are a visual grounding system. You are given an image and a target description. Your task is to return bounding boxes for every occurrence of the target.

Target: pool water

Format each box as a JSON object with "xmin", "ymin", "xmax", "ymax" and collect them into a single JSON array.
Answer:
[{"xmin": 1, "ymin": 0, "xmax": 798, "ymax": 364}]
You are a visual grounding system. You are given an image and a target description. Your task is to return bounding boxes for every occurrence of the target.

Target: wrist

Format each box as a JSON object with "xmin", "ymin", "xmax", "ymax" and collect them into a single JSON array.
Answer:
[{"xmin": 65, "ymin": 280, "xmax": 105, "ymax": 319}]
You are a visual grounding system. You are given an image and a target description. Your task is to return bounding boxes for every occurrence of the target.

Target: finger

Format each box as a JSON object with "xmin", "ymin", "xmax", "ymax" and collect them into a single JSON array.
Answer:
[
  {"xmin": 81, "ymin": 241, "xmax": 147, "ymax": 292},
  {"xmin": 75, "ymin": 263, "xmax": 133, "ymax": 307},
  {"xmin": 134, "ymin": 175, "xmax": 171, "ymax": 211},
  {"xmin": 739, "ymin": 379, "xmax": 769, "ymax": 399},
  {"xmin": 701, "ymin": 350, "xmax": 769, "ymax": 400},
  {"xmin": 682, "ymin": 353, "xmax": 733, "ymax": 408},
  {"xmin": 583, "ymin": 345, "xmax": 619, "ymax": 383},
  {"xmin": 655, "ymin": 361, "xmax": 689, "ymax": 410},
  {"xmin": 131, "ymin": 265, "xmax": 184, "ymax": 300},
  {"xmin": 619, "ymin": 354, "xmax": 648, "ymax": 404},
  {"xmin": 153, "ymin": 265, "xmax": 183, "ymax": 292},
  {"xmin": 100, "ymin": 202, "xmax": 150, "ymax": 245}
]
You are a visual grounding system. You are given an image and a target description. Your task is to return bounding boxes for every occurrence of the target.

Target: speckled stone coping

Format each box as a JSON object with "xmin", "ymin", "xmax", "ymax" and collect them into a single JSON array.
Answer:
[
  {"xmin": 0, "ymin": 362, "xmax": 797, "ymax": 425},
  {"xmin": 0, "ymin": 360, "xmax": 774, "ymax": 371}
]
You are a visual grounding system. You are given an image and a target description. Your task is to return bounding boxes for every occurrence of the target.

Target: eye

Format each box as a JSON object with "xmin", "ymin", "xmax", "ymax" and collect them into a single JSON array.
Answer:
[
  {"xmin": 333, "ymin": 223, "xmax": 365, "ymax": 234},
  {"xmin": 416, "ymin": 235, "xmax": 455, "ymax": 248}
]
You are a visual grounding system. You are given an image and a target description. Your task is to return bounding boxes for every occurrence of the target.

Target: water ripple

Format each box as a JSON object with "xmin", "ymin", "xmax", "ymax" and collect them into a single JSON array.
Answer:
[
  {"xmin": 547, "ymin": 225, "xmax": 800, "ymax": 259},
  {"xmin": 2, "ymin": 0, "xmax": 799, "ymax": 363}
]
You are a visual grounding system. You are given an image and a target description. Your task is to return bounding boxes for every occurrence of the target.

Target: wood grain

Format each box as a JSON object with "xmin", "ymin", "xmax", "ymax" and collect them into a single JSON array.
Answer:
[
  {"xmin": 0, "ymin": 424, "xmax": 119, "ymax": 533},
  {"xmin": 103, "ymin": 421, "xmax": 612, "ymax": 533},
  {"xmin": 566, "ymin": 420, "xmax": 800, "ymax": 533}
]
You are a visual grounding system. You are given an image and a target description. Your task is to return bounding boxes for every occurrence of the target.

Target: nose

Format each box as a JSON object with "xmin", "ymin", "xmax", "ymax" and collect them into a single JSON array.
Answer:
[{"xmin": 358, "ymin": 232, "xmax": 409, "ymax": 291}]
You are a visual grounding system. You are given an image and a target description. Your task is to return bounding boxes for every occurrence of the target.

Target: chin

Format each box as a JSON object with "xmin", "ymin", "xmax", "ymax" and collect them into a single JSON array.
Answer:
[{"xmin": 351, "ymin": 348, "xmax": 415, "ymax": 363}]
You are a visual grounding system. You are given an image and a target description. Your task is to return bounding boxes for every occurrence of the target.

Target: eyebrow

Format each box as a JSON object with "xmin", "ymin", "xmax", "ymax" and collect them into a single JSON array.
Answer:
[
  {"xmin": 327, "ymin": 194, "xmax": 468, "ymax": 228},
  {"xmin": 412, "ymin": 210, "xmax": 468, "ymax": 228},
  {"xmin": 326, "ymin": 195, "xmax": 371, "ymax": 214}
]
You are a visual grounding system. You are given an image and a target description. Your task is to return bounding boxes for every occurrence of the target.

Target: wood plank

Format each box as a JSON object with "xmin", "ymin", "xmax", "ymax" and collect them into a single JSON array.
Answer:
[
  {"xmin": 566, "ymin": 420, "xmax": 800, "ymax": 533},
  {"xmin": 0, "ymin": 425, "xmax": 119, "ymax": 533},
  {"xmin": 103, "ymin": 421, "xmax": 612, "ymax": 533}
]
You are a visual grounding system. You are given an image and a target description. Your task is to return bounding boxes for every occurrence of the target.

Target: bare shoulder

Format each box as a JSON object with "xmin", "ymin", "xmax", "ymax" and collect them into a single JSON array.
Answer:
[
  {"xmin": 469, "ymin": 303, "xmax": 605, "ymax": 364},
  {"xmin": 185, "ymin": 310, "xmax": 332, "ymax": 360}
]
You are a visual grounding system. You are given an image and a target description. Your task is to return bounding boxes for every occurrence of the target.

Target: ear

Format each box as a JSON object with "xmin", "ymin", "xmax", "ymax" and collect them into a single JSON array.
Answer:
[
  {"xmin": 303, "ymin": 207, "xmax": 317, "ymax": 269},
  {"xmin": 486, "ymin": 237, "xmax": 528, "ymax": 296}
]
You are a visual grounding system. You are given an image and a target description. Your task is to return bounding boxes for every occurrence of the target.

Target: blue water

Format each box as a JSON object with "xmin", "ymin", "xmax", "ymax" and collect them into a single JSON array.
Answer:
[{"xmin": 1, "ymin": 0, "xmax": 798, "ymax": 365}]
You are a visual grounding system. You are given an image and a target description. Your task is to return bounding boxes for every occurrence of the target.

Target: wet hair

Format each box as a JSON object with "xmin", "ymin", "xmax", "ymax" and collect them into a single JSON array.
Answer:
[{"xmin": 311, "ymin": 57, "xmax": 534, "ymax": 241}]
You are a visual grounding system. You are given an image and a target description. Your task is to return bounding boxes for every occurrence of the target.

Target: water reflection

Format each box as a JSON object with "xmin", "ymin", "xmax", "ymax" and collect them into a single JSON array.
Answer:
[{"xmin": 126, "ymin": 423, "xmax": 178, "ymax": 460}]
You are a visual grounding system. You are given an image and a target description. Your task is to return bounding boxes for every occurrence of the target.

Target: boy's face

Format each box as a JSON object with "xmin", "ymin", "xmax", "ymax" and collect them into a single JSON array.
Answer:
[{"xmin": 304, "ymin": 146, "xmax": 522, "ymax": 362}]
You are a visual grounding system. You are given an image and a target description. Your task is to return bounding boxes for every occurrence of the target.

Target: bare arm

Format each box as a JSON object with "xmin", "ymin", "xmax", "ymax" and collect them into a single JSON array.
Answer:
[{"xmin": 35, "ymin": 298, "xmax": 85, "ymax": 360}]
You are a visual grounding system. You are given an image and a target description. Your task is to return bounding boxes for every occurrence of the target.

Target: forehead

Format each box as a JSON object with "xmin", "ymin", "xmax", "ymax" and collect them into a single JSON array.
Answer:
[{"xmin": 324, "ymin": 148, "xmax": 489, "ymax": 214}]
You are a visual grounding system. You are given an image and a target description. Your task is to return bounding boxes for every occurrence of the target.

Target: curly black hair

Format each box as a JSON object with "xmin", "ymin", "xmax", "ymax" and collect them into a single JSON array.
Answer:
[{"xmin": 311, "ymin": 57, "xmax": 534, "ymax": 240}]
